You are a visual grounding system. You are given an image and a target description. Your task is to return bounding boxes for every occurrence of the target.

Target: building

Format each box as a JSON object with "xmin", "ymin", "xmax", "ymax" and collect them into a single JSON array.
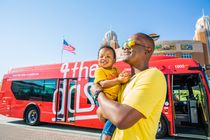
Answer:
[
  {"xmin": 193, "ymin": 15, "xmax": 210, "ymax": 65},
  {"xmin": 101, "ymin": 30, "xmax": 120, "ymax": 49},
  {"xmin": 153, "ymin": 40, "xmax": 208, "ymax": 66}
]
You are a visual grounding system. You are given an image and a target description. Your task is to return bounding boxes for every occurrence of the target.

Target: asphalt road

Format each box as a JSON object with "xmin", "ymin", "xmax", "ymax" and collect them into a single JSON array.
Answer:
[
  {"xmin": 0, "ymin": 115, "xmax": 199, "ymax": 140},
  {"xmin": 0, "ymin": 115, "xmax": 100, "ymax": 140}
]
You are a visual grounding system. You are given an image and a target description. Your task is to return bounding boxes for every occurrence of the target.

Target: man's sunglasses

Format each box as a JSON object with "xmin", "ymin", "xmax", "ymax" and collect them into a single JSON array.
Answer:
[
  {"xmin": 122, "ymin": 39, "xmax": 146, "ymax": 49},
  {"xmin": 122, "ymin": 39, "xmax": 153, "ymax": 52}
]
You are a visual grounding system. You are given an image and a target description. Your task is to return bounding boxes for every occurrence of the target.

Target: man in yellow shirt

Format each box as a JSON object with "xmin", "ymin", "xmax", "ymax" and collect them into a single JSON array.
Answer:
[{"xmin": 91, "ymin": 32, "xmax": 166, "ymax": 140}]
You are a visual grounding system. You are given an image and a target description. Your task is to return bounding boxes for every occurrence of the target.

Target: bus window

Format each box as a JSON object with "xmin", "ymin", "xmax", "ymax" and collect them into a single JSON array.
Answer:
[
  {"xmin": 11, "ymin": 79, "xmax": 56, "ymax": 101},
  {"xmin": 41, "ymin": 80, "xmax": 57, "ymax": 101}
]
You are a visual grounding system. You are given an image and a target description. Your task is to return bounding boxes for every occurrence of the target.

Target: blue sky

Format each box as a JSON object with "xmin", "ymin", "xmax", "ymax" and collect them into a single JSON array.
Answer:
[{"xmin": 0, "ymin": 0, "xmax": 210, "ymax": 80}]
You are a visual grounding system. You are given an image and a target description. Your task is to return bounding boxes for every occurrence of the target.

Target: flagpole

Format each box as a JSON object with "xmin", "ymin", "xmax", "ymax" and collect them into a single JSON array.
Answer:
[
  {"xmin": 61, "ymin": 36, "xmax": 64, "ymax": 64},
  {"xmin": 61, "ymin": 47, "xmax": 63, "ymax": 64}
]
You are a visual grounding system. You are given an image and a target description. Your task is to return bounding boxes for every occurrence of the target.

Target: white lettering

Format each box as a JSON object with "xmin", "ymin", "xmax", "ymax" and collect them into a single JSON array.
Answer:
[
  {"xmin": 175, "ymin": 64, "xmax": 185, "ymax": 69},
  {"xmin": 12, "ymin": 73, "xmax": 39, "ymax": 77},
  {"xmin": 60, "ymin": 63, "xmax": 70, "ymax": 78},
  {"xmin": 76, "ymin": 83, "xmax": 95, "ymax": 113},
  {"xmin": 89, "ymin": 64, "xmax": 98, "ymax": 78},
  {"xmin": 52, "ymin": 89, "xmax": 58, "ymax": 114},
  {"xmin": 52, "ymin": 88, "xmax": 65, "ymax": 115},
  {"xmin": 52, "ymin": 62, "xmax": 98, "ymax": 121},
  {"xmin": 72, "ymin": 62, "xmax": 79, "ymax": 78},
  {"xmin": 78, "ymin": 61, "xmax": 88, "ymax": 81}
]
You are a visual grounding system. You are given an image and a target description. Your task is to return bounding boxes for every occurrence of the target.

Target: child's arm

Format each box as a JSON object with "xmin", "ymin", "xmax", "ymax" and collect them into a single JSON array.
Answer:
[
  {"xmin": 99, "ymin": 71, "xmax": 130, "ymax": 88},
  {"xmin": 98, "ymin": 78, "xmax": 120, "ymax": 88},
  {"xmin": 95, "ymin": 68, "xmax": 130, "ymax": 88}
]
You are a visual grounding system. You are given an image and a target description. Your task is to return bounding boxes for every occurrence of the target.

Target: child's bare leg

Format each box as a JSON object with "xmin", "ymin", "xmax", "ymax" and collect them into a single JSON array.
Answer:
[{"xmin": 102, "ymin": 134, "xmax": 111, "ymax": 140}]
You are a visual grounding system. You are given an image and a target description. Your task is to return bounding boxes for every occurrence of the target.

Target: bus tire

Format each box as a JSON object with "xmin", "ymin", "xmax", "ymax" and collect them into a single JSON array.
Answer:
[
  {"xmin": 25, "ymin": 106, "xmax": 40, "ymax": 126},
  {"xmin": 156, "ymin": 116, "xmax": 167, "ymax": 139}
]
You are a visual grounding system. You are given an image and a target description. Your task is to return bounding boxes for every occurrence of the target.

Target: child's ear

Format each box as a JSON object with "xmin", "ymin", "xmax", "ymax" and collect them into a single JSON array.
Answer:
[
  {"xmin": 114, "ymin": 58, "xmax": 116, "ymax": 63},
  {"xmin": 114, "ymin": 58, "xmax": 116, "ymax": 62}
]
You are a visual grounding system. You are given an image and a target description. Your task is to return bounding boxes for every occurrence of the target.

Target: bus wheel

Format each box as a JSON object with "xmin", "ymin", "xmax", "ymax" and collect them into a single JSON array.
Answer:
[
  {"xmin": 25, "ymin": 106, "xmax": 40, "ymax": 126},
  {"xmin": 156, "ymin": 116, "xmax": 167, "ymax": 139}
]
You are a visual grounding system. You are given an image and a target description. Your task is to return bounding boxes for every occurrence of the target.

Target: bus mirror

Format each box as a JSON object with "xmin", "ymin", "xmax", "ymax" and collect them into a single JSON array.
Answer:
[
  {"xmin": 188, "ymin": 66, "xmax": 202, "ymax": 70},
  {"xmin": 204, "ymin": 65, "xmax": 210, "ymax": 70}
]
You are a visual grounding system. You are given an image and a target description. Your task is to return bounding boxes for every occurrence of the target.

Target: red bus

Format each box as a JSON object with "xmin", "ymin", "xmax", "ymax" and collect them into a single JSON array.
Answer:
[{"xmin": 0, "ymin": 56, "xmax": 209, "ymax": 139}]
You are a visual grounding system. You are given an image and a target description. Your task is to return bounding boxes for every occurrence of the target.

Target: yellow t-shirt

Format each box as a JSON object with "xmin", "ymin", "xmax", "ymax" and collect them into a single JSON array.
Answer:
[
  {"xmin": 112, "ymin": 68, "xmax": 166, "ymax": 140},
  {"xmin": 94, "ymin": 67, "xmax": 121, "ymax": 100}
]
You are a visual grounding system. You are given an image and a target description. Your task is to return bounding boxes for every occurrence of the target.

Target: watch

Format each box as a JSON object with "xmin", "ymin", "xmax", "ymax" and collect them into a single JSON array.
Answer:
[{"xmin": 94, "ymin": 90, "xmax": 103, "ymax": 102}]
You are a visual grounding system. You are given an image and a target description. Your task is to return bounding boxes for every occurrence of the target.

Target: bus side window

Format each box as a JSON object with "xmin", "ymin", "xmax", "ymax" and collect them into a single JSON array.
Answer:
[{"xmin": 42, "ymin": 79, "xmax": 57, "ymax": 102}]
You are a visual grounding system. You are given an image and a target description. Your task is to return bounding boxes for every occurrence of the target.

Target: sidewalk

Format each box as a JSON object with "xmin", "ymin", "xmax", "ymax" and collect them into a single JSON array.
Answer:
[{"xmin": 0, "ymin": 124, "xmax": 99, "ymax": 140}]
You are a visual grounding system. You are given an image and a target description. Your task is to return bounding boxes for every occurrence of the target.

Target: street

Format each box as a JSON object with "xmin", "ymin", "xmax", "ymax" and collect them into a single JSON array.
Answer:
[
  {"xmin": 0, "ymin": 115, "xmax": 197, "ymax": 140},
  {"xmin": 0, "ymin": 115, "xmax": 99, "ymax": 140}
]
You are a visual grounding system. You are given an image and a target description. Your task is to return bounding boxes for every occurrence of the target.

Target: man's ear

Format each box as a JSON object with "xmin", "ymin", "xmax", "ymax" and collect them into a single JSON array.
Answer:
[{"xmin": 144, "ymin": 48, "xmax": 153, "ymax": 55}]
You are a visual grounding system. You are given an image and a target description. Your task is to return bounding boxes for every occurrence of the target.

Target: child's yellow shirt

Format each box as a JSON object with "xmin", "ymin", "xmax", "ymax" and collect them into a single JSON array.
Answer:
[{"xmin": 94, "ymin": 67, "xmax": 121, "ymax": 100}]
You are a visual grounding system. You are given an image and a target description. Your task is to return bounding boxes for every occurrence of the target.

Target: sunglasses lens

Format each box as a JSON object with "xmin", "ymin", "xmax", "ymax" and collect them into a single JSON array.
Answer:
[
  {"xmin": 128, "ymin": 40, "xmax": 135, "ymax": 48},
  {"xmin": 122, "ymin": 39, "xmax": 138, "ymax": 49}
]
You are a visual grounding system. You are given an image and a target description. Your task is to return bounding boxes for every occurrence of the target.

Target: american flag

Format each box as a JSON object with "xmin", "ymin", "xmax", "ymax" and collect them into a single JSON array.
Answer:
[{"xmin": 63, "ymin": 39, "xmax": 75, "ymax": 54}]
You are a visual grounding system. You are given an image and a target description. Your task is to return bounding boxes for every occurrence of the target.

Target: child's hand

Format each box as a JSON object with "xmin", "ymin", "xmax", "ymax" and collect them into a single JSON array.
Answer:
[
  {"xmin": 96, "ymin": 108, "xmax": 106, "ymax": 123},
  {"xmin": 118, "ymin": 71, "xmax": 130, "ymax": 84}
]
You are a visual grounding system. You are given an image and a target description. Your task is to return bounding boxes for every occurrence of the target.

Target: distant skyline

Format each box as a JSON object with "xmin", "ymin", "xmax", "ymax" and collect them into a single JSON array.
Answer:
[{"xmin": 0, "ymin": 0, "xmax": 210, "ymax": 80}]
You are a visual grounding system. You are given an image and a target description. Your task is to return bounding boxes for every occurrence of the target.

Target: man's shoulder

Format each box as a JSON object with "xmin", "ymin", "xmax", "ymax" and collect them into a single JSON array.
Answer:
[
  {"xmin": 147, "ymin": 68, "xmax": 164, "ymax": 76},
  {"xmin": 148, "ymin": 68, "xmax": 161, "ymax": 72},
  {"xmin": 136, "ymin": 68, "xmax": 165, "ymax": 82},
  {"xmin": 148, "ymin": 68, "xmax": 166, "ymax": 86}
]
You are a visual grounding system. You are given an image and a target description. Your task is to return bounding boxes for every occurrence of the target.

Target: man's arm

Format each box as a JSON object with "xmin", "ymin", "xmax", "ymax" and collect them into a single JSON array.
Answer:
[{"xmin": 97, "ymin": 91, "xmax": 145, "ymax": 129}]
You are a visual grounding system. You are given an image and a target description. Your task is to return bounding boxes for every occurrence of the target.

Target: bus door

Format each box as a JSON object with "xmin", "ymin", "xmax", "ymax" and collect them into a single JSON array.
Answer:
[
  {"xmin": 55, "ymin": 78, "xmax": 77, "ymax": 123},
  {"xmin": 67, "ymin": 79, "xmax": 77, "ymax": 122},
  {"xmin": 172, "ymin": 74, "xmax": 209, "ymax": 139},
  {"xmin": 55, "ymin": 79, "xmax": 68, "ymax": 122}
]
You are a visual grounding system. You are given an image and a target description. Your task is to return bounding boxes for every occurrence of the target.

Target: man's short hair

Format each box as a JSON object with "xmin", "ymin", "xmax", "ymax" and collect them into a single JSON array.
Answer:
[{"xmin": 130, "ymin": 33, "xmax": 155, "ymax": 50}]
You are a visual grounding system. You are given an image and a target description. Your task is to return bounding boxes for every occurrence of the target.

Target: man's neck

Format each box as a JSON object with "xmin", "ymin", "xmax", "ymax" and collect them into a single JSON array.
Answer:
[{"xmin": 131, "ymin": 64, "xmax": 149, "ymax": 75}]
